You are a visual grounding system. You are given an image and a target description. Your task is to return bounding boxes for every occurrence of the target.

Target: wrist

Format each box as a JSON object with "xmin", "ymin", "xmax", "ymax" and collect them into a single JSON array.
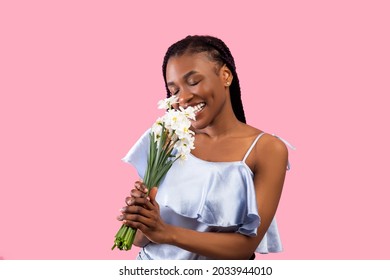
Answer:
[{"xmin": 164, "ymin": 224, "xmax": 178, "ymax": 245}]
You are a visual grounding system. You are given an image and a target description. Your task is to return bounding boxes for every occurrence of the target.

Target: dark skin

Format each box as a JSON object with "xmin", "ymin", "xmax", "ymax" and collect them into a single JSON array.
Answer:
[{"xmin": 118, "ymin": 52, "xmax": 288, "ymax": 259}]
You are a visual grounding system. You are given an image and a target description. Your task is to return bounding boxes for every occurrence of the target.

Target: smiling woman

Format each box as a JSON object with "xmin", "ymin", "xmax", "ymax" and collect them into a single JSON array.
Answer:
[{"xmin": 118, "ymin": 35, "xmax": 291, "ymax": 260}]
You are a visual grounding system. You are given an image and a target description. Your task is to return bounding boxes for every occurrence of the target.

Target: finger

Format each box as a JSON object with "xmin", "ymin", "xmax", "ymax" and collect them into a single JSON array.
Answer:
[
  {"xmin": 122, "ymin": 212, "xmax": 152, "ymax": 224},
  {"xmin": 135, "ymin": 181, "xmax": 148, "ymax": 194},
  {"xmin": 131, "ymin": 188, "xmax": 145, "ymax": 198},
  {"xmin": 125, "ymin": 196, "xmax": 134, "ymax": 206},
  {"xmin": 122, "ymin": 207, "xmax": 149, "ymax": 225},
  {"xmin": 118, "ymin": 206, "xmax": 152, "ymax": 221},
  {"xmin": 120, "ymin": 206, "xmax": 130, "ymax": 214},
  {"xmin": 132, "ymin": 197, "xmax": 155, "ymax": 210},
  {"xmin": 149, "ymin": 187, "xmax": 159, "ymax": 208},
  {"xmin": 122, "ymin": 213, "xmax": 158, "ymax": 232},
  {"xmin": 120, "ymin": 204, "xmax": 147, "ymax": 214},
  {"xmin": 125, "ymin": 196, "xmax": 154, "ymax": 209},
  {"xmin": 122, "ymin": 207, "xmax": 159, "ymax": 229}
]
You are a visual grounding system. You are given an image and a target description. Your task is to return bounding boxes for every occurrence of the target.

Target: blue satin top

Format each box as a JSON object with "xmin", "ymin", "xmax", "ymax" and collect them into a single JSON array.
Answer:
[{"xmin": 122, "ymin": 129, "xmax": 291, "ymax": 260}]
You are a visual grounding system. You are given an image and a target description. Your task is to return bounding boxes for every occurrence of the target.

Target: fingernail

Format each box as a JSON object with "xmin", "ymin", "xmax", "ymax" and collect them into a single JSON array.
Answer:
[
  {"xmin": 117, "ymin": 215, "xmax": 124, "ymax": 221},
  {"xmin": 126, "ymin": 198, "xmax": 134, "ymax": 205},
  {"xmin": 120, "ymin": 207, "xmax": 126, "ymax": 212},
  {"xmin": 146, "ymin": 196, "xmax": 150, "ymax": 201}
]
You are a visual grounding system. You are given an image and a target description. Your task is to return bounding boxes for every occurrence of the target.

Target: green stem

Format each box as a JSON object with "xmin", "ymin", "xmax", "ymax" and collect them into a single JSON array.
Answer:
[{"xmin": 112, "ymin": 126, "xmax": 183, "ymax": 251}]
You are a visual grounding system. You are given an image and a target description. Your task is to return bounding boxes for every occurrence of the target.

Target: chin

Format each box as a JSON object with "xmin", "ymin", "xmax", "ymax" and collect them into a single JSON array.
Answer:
[
  {"xmin": 190, "ymin": 119, "xmax": 208, "ymax": 130},
  {"xmin": 191, "ymin": 121, "xmax": 205, "ymax": 129}
]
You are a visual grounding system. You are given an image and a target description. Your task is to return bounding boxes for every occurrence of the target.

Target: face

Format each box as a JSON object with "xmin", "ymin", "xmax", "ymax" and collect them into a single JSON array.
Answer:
[{"xmin": 165, "ymin": 52, "xmax": 233, "ymax": 130}]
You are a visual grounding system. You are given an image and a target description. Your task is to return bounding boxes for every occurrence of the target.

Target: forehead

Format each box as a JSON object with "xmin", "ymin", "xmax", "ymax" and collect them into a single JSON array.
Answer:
[{"xmin": 165, "ymin": 52, "xmax": 218, "ymax": 81}]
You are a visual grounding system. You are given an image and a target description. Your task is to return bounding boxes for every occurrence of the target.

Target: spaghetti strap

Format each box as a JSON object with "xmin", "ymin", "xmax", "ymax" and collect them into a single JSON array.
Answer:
[
  {"xmin": 242, "ymin": 133, "xmax": 266, "ymax": 163},
  {"xmin": 242, "ymin": 133, "xmax": 296, "ymax": 170}
]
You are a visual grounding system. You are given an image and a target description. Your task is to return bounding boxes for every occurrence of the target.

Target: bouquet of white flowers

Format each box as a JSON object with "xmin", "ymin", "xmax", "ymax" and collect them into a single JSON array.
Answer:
[{"xmin": 112, "ymin": 96, "xmax": 196, "ymax": 251}]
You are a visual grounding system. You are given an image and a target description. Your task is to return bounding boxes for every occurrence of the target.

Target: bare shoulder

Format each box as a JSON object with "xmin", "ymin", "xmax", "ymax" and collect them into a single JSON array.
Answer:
[
  {"xmin": 253, "ymin": 132, "xmax": 288, "ymax": 172},
  {"xmin": 258, "ymin": 133, "xmax": 288, "ymax": 155}
]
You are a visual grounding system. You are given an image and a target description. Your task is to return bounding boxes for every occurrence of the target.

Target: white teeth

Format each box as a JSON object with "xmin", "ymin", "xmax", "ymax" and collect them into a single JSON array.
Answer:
[{"xmin": 193, "ymin": 103, "xmax": 205, "ymax": 114}]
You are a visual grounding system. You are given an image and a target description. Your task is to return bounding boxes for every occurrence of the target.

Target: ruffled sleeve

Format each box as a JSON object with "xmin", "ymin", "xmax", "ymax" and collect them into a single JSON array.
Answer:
[
  {"xmin": 155, "ymin": 158, "xmax": 261, "ymax": 237},
  {"xmin": 196, "ymin": 164, "xmax": 261, "ymax": 237},
  {"xmin": 121, "ymin": 129, "xmax": 151, "ymax": 179}
]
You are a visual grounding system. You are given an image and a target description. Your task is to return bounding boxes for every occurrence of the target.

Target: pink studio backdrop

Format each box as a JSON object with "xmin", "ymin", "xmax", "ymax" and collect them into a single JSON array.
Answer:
[{"xmin": 1, "ymin": 1, "xmax": 389, "ymax": 260}]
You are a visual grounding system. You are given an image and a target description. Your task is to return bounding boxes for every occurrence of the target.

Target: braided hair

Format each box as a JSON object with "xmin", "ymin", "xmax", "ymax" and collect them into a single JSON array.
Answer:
[{"xmin": 162, "ymin": 35, "xmax": 246, "ymax": 124}]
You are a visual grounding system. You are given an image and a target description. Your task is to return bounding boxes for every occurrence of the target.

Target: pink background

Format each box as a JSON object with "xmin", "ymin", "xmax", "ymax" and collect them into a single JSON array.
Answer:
[{"xmin": 1, "ymin": 0, "xmax": 389, "ymax": 260}]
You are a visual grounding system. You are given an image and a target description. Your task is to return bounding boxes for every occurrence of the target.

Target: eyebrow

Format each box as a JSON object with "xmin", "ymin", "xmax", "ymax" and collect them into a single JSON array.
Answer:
[{"xmin": 167, "ymin": 70, "xmax": 198, "ymax": 86}]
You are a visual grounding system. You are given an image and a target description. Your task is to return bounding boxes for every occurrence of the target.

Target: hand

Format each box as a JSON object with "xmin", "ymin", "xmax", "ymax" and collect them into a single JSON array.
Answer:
[
  {"xmin": 119, "ymin": 186, "xmax": 171, "ymax": 245},
  {"xmin": 116, "ymin": 181, "xmax": 150, "ymax": 247}
]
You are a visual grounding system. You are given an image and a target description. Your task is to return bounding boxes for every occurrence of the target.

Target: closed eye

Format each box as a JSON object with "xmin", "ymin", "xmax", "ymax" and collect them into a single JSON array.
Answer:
[
  {"xmin": 169, "ymin": 87, "xmax": 179, "ymax": 96},
  {"xmin": 188, "ymin": 80, "xmax": 200, "ymax": 86}
]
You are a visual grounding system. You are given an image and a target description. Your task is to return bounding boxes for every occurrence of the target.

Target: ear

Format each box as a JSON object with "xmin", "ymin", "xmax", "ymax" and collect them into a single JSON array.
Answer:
[{"xmin": 220, "ymin": 64, "xmax": 233, "ymax": 86}]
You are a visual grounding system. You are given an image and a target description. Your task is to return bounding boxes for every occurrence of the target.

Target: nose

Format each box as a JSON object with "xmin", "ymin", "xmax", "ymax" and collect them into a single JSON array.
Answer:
[{"xmin": 178, "ymin": 88, "xmax": 193, "ymax": 107}]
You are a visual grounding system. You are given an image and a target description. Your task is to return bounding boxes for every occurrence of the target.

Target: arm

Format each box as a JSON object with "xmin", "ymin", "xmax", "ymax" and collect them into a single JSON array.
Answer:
[
  {"xmin": 121, "ymin": 136, "xmax": 288, "ymax": 259},
  {"xmin": 251, "ymin": 134, "xmax": 288, "ymax": 247}
]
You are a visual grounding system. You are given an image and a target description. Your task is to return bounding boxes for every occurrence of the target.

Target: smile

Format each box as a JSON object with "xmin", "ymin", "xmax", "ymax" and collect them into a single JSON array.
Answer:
[{"xmin": 192, "ymin": 102, "xmax": 206, "ymax": 114}]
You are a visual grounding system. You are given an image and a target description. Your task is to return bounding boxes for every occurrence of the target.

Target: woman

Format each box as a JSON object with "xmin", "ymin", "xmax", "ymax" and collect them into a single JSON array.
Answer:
[{"xmin": 118, "ymin": 35, "xmax": 290, "ymax": 260}]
